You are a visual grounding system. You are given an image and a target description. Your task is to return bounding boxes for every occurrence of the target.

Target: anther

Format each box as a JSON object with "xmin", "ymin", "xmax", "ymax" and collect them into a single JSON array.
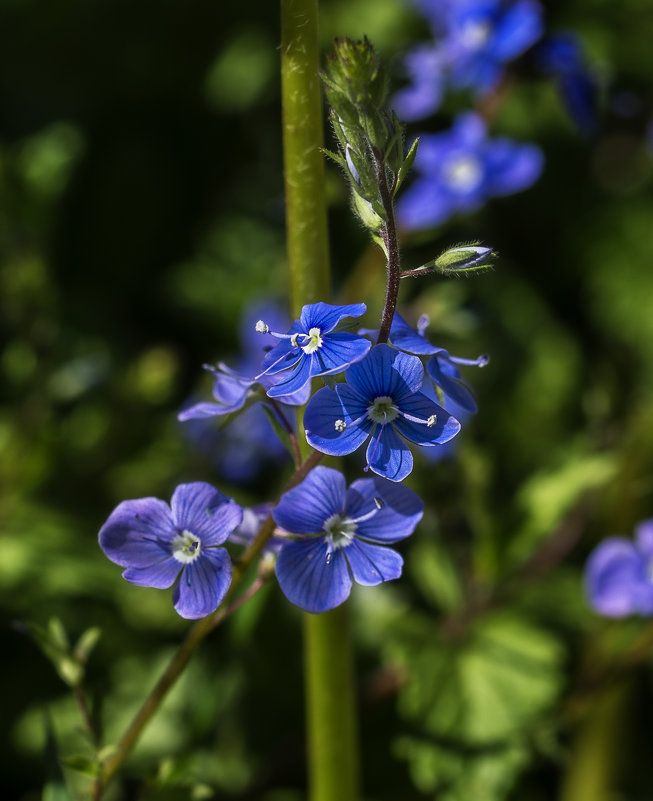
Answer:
[
  {"xmin": 255, "ymin": 320, "xmax": 269, "ymax": 334},
  {"xmin": 374, "ymin": 497, "xmax": 384, "ymax": 510},
  {"xmin": 427, "ymin": 414, "xmax": 437, "ymax": 427},
  {"xmin": 335, "ymin": 419, "xmax": 347, "ymax": 432}
]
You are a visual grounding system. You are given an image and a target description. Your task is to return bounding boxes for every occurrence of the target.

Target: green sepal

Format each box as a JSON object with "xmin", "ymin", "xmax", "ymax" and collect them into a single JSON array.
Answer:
[
  {"xmin": 394, "ymin": 136, "xmax": 419, "ymax": 196},
  {"xmin": 18, "ymin": 618, "xmax": 87, "ymax": 687},
  {"xmin": 352, "ymin": 191, "xmax": 385, "ymax": 233}
]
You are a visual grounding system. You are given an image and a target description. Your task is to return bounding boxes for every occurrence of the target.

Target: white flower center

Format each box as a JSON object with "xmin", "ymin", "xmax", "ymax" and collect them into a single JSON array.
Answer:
[
  {"xmin": 444, "ymin": 155, "xmax": 483, "ymax": 192},
  {"xmin": 367, "ymin": 395, "xmax": 399, "ymax": 424},
  {"xmin": 171, "ymin": 529, "xmax": 202, "ymax": 564},
  {"xmin": 323, "ymin": 514, "xmax": 357, "ymax": 549},
  {"xmin": 301, "ymin": 327, "xmax": 323, "ymax": 354},
  {"xmin": 461, "ymin": 20, "xmax": 492, "ymax": 49}
]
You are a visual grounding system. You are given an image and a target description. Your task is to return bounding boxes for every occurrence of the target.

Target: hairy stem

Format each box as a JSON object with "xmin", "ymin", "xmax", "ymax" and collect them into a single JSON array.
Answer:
[{"xmin": 374, "ymin": 155, "xmax": 401, "ymax": 345}]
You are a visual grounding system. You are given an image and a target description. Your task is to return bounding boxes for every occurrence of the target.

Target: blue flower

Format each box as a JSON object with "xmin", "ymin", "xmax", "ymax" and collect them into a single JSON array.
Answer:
[
  {"xmin": 387, "ymin": 313, "xmax": 488, "ymax": 414},
  {"xmin": 396, "ymin": 113, "xmax": 543, "ymax": 230},
  {"xmin": 585, "ymin": 520, "xmax": 653, "ymax": 617},
  {"xmin": 304, "ymin": 344, "xmax": 461, "ymax": 482},
  {"xmin": 256, "ymin": 302, "xmax": 371, "ymax": 398},
  {"xmin": 395, "ymin": 0, "xmax": 544, "ymax": 120},
  {"xmin": 534, "ymin": 32, "xmax": 599, "ymax": 135},
  {"xmin": 273, "ymin": 466, "xmax": 423, "ymax": 613},
  {"xmin": 99, "ymin": 482, "xmax": 242, "ymax": 619}
]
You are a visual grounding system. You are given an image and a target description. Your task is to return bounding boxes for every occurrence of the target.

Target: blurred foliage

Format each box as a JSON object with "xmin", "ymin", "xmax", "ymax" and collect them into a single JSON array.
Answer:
[{"xmin": 2, "ymin": 0, "xmax": 653, "ymax": 800}]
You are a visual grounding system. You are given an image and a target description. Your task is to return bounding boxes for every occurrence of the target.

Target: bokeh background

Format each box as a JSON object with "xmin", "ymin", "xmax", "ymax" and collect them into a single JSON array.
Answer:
[{"xmin": 3, "ymin": 0, "xmax": 653, "ymax": 799}]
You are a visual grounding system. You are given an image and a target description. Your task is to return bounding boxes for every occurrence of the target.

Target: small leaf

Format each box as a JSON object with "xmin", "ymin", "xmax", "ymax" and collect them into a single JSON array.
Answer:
[
  {"xmin": 73, "ymin": 627, "xmax": 101, "ymax": 665},
  {"xmin": 394, "ymin": 136, "xmax": 419, "ymax": 195},
  {"xmin": 62, "ymin": 755, "xmax": 99, "ymax": 776}
]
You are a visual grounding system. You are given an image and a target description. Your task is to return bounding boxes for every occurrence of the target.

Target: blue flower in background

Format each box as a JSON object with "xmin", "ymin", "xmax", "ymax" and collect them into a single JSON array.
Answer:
[
  {"xmin": 396, "ymin": 113, "xmax": 543, "ymax": 230},
  {"xmin": 534, "ymin": 32, "xmax": 599, "ymax": 135},
  {"xmin": 585, "ymin": 520, "xmax": 653, "ymax": 617},
  {"xmin": 229, "ymin": 503, "xmax": 284, "ymax": 553},
  {"xmin": 273, "ymin": 466, "xmax": 423, "ymax": 613},
  {"xmin": 395, "ymin": 0, "xmax": 544, "ymax": 120},
  {"xmin": 99, "ymin": 483, "xmax": 241, "ymax": 619},
  {"xmin": 304, "ymin": 344, "xmax": 460, "ymax": 482},
  {"xmin": 257, "ymin": 302, "xmax": 371, "ymax": 398}
]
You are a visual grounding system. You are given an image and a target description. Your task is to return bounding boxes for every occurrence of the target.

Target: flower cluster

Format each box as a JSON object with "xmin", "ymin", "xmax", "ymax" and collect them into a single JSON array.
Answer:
[
  {"xmin": 392, "ymin": 0, "xmax": 599, "ymax": 230},
  {"xmin": 97, "ymin": 40, "xmax": 491, "ymax": 619}
]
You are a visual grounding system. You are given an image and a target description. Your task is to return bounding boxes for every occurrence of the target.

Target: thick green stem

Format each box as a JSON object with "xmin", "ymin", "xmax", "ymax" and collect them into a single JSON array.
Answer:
[
  {"xmin": 281, "ymin": 0, "xmax": 330, "ymax": 314},
  {"xmin": 280, "ymin": 3, "xmax": 360, "ymax": 800}
]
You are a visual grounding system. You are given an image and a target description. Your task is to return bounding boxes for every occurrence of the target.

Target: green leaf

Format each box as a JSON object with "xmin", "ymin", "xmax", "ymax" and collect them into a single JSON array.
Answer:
[
  {"xmin": 409, "ymin": 538, "xmax": 463, "ymax": 613},
  {"xmin": 73, "ymin": 626, "xmax": 101, "ymax": 665}
]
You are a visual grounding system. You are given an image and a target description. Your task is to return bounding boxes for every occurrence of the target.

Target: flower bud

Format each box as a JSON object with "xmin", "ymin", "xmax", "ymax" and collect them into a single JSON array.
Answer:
[{"xmin": 434, "ymin": 245, "xmax": 496, "ymax": 273}]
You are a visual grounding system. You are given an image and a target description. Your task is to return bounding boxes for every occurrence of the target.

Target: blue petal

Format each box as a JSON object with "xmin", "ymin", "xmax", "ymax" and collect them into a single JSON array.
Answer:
[
  {"xmin": 259, "ymin": 341, "xmax": 302, "ymax": 376},
  {"xmin": 212, "ymin": 364, "xmax": 254, "ymax": 406},
  {"xmin": 99, "ymin": 497, "xmax": 174, "ymax": 568},
  {"xmin": 300, "ymin": 302, "xmax": 367, "ymax": 333},
  {"xmin": 273, "ymin": 466, "xmax": 346, "ymax": 534},
  {"xmin": 490, "ymin": 0, "xmax": 543, "ymax": 62},
  {"xmin": 173, "ymin": 548, "xmax": 232, "ymax": 619},
  {"xmin": 309, "ymin": 333, "xmax": 372, "ymax": 376},
  {"xmin": 269, "ymin": 376, "xmax": 312, "ymax": 405},
  {"xmin": 427, "ymin": 356, "xmax": 478, "ymax": 413},
  {"xmin": 178, "ymin": 401, "xmax": 241, "ymax": 421},
  {"xmin": 346, "ymin": 477, "xmax": 424, "ymax": 542},
  {"xmin": 636, "ymin": 520, "xmax": 653, "ymax": 558},
  {"xmin": 484, "ymin": 140, "xmax": 544, "ymax": 196},
  {"xmin": 365, "ymin": 425, "xmax": 413, "ymax": 482},
  {"xmin": 394, "ymin": 392, "xmax": 461, "ymax": 445},
  {"xmin": 396, "ymin": 177, "xmax": 454, "ymax": 230},
  {"xmin": 275, "ymin": 538, "xmax": 352, "ymax": 613},
  {"xmin": 345, "ymin": 540, "xmax": 403, "ymax": 586},
  {"xmin": 585, "ymin": 538, "xmax": 653, "ymax": 617},
  {"xmin": 266, "ymin": 355, "xmax": 313, "ymax": 398},
  {"xmin": 389, "ymin": 313, "xmax": 440, "ymax": 356},
  {"xmin": 171, "ymin": 482, "xmax": 242, "ymax": 546},
  {"xmin": 304, "ymin": 385, "xmax": 372, "ymax": 456},
  {"xmin": 122, "ymin": 558, "xmax": 181, "ymax": 589},
  {"xmin": 346, "ymin": 345, "xmax": 424, "ymax": 401},
  {"xmin": 393, "ymin": 46, "xmax": 445, "ymax": 121}
]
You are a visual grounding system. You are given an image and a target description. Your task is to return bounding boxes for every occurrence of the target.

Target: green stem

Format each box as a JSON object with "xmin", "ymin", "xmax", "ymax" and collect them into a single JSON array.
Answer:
[
  {"xmin": 281, "ymin": 3, "xmax": 360, "ymax": 800},
  {"xmin": 374, "ymin": 153, "xmax": 401, "ymax": 346}
]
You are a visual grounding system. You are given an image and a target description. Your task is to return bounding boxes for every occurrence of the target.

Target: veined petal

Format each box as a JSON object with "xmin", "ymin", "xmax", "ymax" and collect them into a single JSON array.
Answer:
[
  {"xmin": 427, "ymin": 357, "xmax": 478, "ymax": 414},
  {"xmin": 275, "ymin": 538, "xmax": 352, "ymax": 614},
  {"xmin": 122, "ymin": 558, "xmax": 180, "ymax": 589},
  {"xmin": 99, "ymin": 497, "xmax": 174, "ymax": 568},
  {"xmin": 394, "ymin": 393, "xmax": 461, "ymax": 445},
  {"xmin": 310, "ymin": 333, "xmax": 371, "ymax": 376},
  {"xmin": 300, "ymin": 302, "xmax": 367, "ymax": 333},
  {"xmin": 178, "ymin": 401, "xmax": 242, "ymax": 421},
  {"xmin": 390, "ymin": 313, "xmax": 440, "ymax": 355},
  {"xmin": 269, "ymin": 377, "xmax": 312, "ymax": 406},
  {"xmin": 212, "ymin": 368, "xmax": 253, "ymax": 406},
  {"xmin": 345, "ymin": 540, "xmax": 403, "ymax": 586},
  {"xmin": 259, "ymin": 322, "xmax": 304, "ymax": 374},
  {"xmin": 366, "ymin": 425, "xmax": 413, "ymax": 482},
  {"xmin": 346, "ymin": 345, "xmax": 424, "ymax": 401},
  {"xmin": 171, "ymin": 482, "xmax": 242, "ymax": 545},
  {"xmin": 273, "ymin": 466, "xmax": 346, "ymax": 534},
  {"xmin": 304, "ymin": 385, "xmax": 372, "ymax": 456},
  {"xmin": 346, "ymin": 477, "xmax": 424, "ymax": 542},
  {"xmin": 266, "ymin": 355, "xmax": 313, "ymax": 398},
  {"xmin": 173, "ymin": 549, "xmax": 232, "ymax": 619}
]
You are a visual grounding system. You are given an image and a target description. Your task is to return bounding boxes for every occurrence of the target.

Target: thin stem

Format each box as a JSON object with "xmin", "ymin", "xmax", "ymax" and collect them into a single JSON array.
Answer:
[
  {"xmin": 268, "ymin": 397, "xmax": 302, "ymax": 466},
  {"xmin": 374, "ymin": 153, "xmax": 401, "ymax": 345},
  {"xmin": 281, "ymin": 3, "xmax": 360, "ymax": 801},
  {"xmin": 97, "ymin": 448, "xmax": 324, "ymax": 796}
]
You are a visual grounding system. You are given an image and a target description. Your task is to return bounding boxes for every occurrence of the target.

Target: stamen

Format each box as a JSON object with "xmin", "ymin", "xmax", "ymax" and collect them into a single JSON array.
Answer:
[
  {"xmin": 398, "ymin": 409, "xmax": 439, "ymax": 427},
  {"xmin": 334, "ymin": 419, "xmax": 347, "ymax": 432},
  {"xmin": 449, "ymin": 353, "xmax": 490, "ymax": 368},
  {"xmin": 374, "ymin": 497, "xmax": 385, "ymax": 510},
  {"xmin": 255, "ymin": 320, "xmax": 269, "ymax": 334},
  {"xmin": 417, "ymin": 314, "xmax": 430, "ymax": 337},
  {"xmin": 427, "ymin": 414, "xmax": 437, "ymax": 427}
]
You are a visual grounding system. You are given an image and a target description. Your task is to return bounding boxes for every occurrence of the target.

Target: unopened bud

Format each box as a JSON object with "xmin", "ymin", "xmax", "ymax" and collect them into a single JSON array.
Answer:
[{"xmin": 434, "ymin": 245, "xmax": 496, "ymax": 273}]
